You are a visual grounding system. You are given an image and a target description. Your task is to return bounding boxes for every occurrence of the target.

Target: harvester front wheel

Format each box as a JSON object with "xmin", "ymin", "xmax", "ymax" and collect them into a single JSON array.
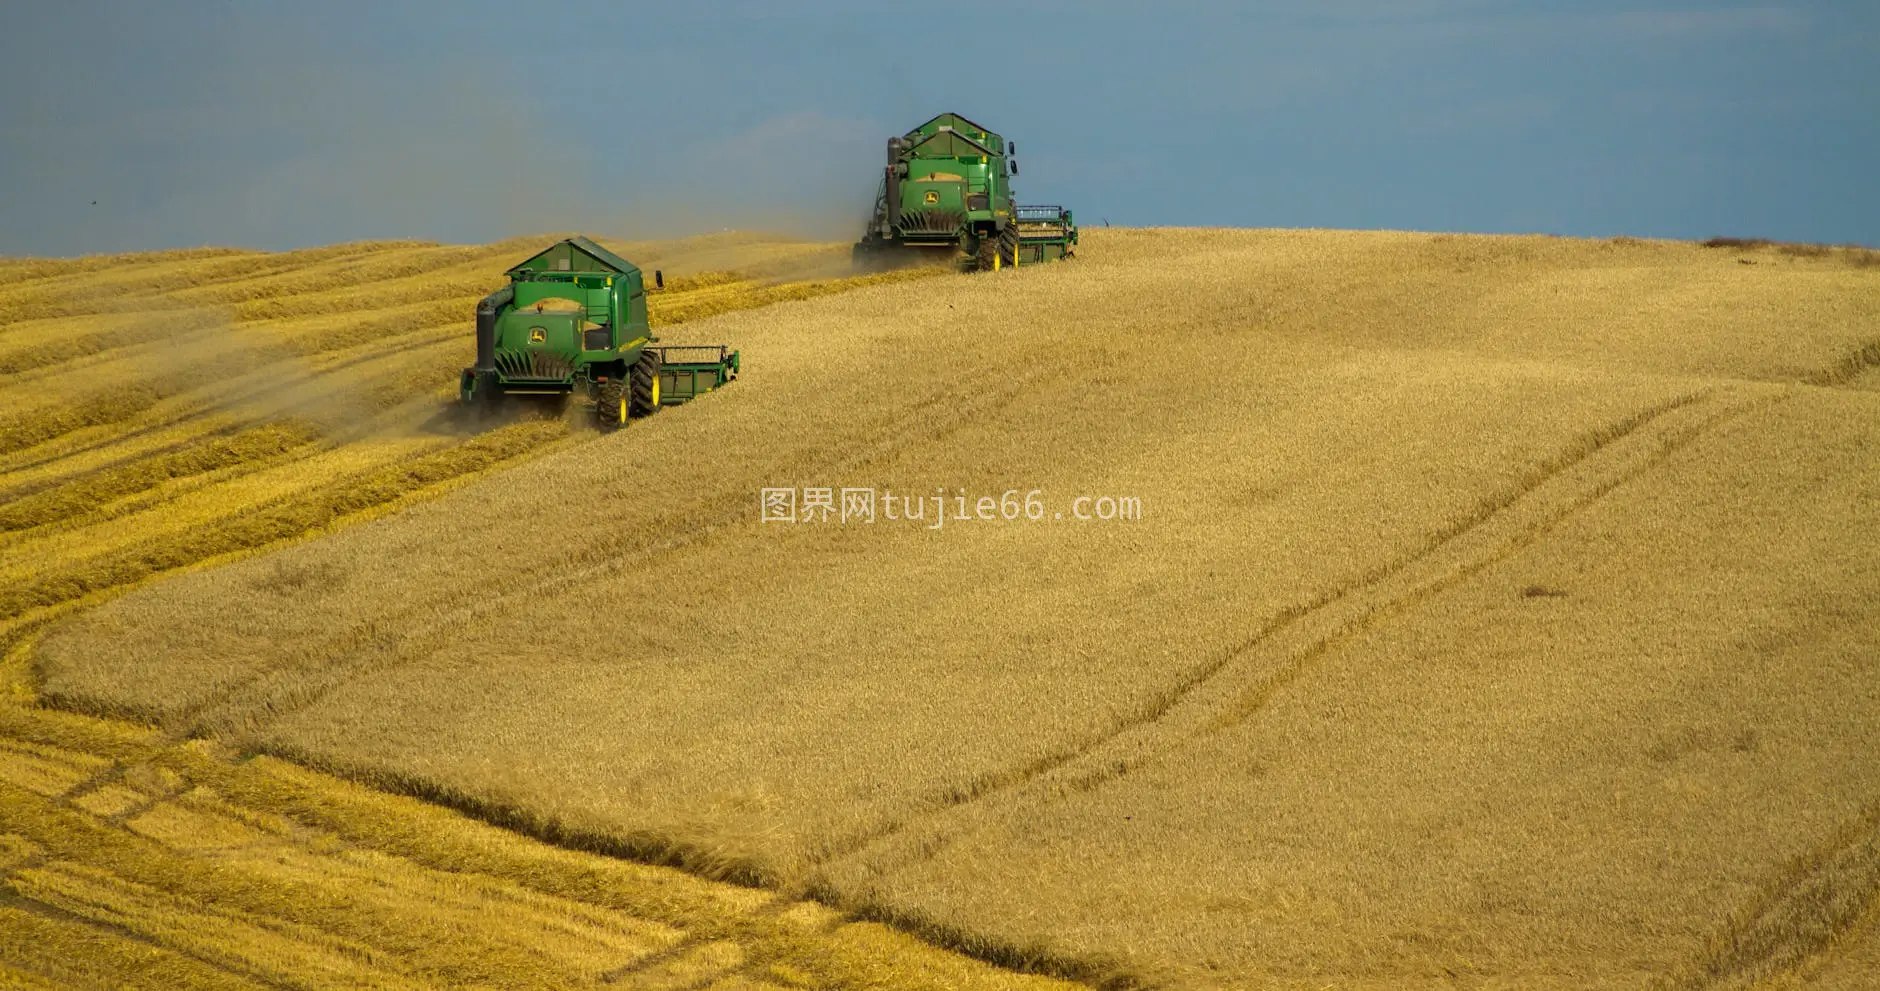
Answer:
[
  {"xmin": 975, "ymin": 235, "xmax": 1000, "ymax": 272},
  {"xmin": 595, "ymin": 380, "xmax": 627, "ymax": 430},
  {"xmin": 630, "ymin": 351, "xmax": 663, "ymax": 418}
]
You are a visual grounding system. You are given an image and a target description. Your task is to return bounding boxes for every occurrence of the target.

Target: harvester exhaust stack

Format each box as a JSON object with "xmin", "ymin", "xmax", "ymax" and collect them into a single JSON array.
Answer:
[{"xmin": 473, "ymin": 297, "xmax": 499, "ymax": 375}]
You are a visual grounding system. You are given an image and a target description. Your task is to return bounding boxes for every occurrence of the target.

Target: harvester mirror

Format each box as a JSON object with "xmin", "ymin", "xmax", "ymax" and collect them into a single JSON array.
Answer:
[
  {"xmin": 1010, "ymin": 160, "xmax": 1019, "ymax": 176},
  {"xmin": 654, "ymin": 270, "xmax": 664, "ymax": 289},
  {"xmin": 1010, "ymin": 141, "xmax": 1017, "ymax": 155}
]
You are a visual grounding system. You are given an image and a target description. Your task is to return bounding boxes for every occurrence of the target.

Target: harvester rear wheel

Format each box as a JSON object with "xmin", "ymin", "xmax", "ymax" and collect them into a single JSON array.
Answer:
[
  {"xmin": 630, "ymin": 351, "xmax": 663, "ymax": 418},
  {"xmin": 595, "ymin": 380, "xmax": 626, "ymax": 430}
]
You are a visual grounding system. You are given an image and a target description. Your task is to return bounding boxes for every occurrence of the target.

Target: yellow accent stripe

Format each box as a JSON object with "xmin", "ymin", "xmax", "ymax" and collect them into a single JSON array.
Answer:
[{"xmin": 619, "ymin": 336, "xmax": 649, "ymax": 352}]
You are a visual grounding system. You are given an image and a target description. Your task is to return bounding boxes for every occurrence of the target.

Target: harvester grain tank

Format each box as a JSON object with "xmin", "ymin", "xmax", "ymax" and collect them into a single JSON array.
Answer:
[
  {"xmin": 854, "ymin": 112, "xmax": 1077, "ymax": 271},
  {"xmin": 459, "ymin": 236, "xmax": 740, "ymax": 428}
]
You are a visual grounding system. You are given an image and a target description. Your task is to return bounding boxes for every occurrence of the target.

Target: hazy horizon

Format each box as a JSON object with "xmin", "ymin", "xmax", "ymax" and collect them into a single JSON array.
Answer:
[{"xmin": 3, "ymin": 1, "xmax": 1875, "ymax": 257}]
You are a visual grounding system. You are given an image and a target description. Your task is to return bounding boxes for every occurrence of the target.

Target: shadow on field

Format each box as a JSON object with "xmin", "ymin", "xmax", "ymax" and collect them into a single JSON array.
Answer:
[{"xmin": 406, "ymin": 393, "xmax": 594, "ymax": 440}]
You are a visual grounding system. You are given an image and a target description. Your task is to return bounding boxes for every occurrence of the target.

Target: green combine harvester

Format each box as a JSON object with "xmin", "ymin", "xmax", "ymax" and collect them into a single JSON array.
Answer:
[
  {"xmin": 459, "ymin": 237, "xmax": 740, "ymax": 429},
  {"xmin": 854, "ymin": 112, "xmax": 1077, "ymax": 271}
]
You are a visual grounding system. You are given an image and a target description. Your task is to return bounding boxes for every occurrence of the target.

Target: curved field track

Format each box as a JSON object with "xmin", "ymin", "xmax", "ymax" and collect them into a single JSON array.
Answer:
[
  {"xmin": 23, "ymin": 229, "xmax": 1880, "ymax": 988},
  {"xmin": 0, "ymin": 665, "xmax": 1077, "ymax": 991},
  {"xmin": 0, "ymin": 233, "xmax": 1038, "ymax": 991}
]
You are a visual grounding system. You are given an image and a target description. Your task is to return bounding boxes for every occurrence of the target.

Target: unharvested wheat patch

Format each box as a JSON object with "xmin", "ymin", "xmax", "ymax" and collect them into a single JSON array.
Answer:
[
  {"xmin": 853, "ymin": 389, "xmax": 1880, "ymax": 987},
  {"xmin": 813, "ymin": 386, "xmax": 1738, "ymax": 915}
]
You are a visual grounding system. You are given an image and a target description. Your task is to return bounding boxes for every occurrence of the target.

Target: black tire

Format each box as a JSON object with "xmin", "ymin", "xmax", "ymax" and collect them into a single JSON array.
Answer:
[
  {"xmin": 595, "ymin": 379, "xmax": 626, "ymax": 430},
  {"xmin": 630, "ymin": 350, "xmax": 663, "ymax": 417},
  {"xmin": 975, "ymin": 235, "xmax": 999, "ymax": 272}
]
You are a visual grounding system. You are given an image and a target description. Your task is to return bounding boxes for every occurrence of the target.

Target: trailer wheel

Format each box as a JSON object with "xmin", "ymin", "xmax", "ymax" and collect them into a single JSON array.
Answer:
[
  {"xmin": 595, "ymin": 380, "xmax": 626, "ymax": 430},
  {"xmin": 630, "ymin": 351, "xmax": 663, "ymax": 417}
]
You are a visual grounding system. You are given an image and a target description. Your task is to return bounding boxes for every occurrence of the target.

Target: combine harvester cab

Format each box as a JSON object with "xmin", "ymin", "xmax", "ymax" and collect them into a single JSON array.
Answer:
[
  {"xmin": 854, "ymin": 112, "xmax": 1078, "ymax": 272},
  {"xmin": 459, "ymin": 236, "xmax": 740, "ymax": 429}
]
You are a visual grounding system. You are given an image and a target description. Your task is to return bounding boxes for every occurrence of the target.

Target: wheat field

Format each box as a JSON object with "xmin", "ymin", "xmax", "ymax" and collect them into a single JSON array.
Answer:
[
  {"xmin": 16, "ymin": 228, "xmax": 1880, "ymax": 988},
  {"xmin": 0, "ymin": 234, "xmax": 1048, "ymax": 990}
]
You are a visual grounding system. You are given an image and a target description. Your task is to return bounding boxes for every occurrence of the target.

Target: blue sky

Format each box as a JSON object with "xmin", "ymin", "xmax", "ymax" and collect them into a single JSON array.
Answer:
[{"xmin": 2, "ymin": 1, "xmax": 1874, "ymax": 256}]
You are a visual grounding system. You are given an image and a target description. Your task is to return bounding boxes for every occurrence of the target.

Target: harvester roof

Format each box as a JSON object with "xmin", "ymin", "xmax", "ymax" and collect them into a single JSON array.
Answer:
[
  {"xmin": 901, "ymin": 112, "xmax": 1003, "ymax": 158},
  {"xmin": 505, "ymin": 236, "xmax": 639, "ymax": 279},
  {"xmin": 906, "ymin": 112, "xmax": 999, "ymax": 143}
]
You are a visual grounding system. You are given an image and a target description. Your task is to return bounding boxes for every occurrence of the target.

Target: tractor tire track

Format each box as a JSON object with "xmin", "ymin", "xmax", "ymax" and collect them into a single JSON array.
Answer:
[
  {"xmin": 813, "ymin": 385, "xmax": 1787, "ymax": 883},
  {"xmin": 1679, "ymin": 798, "xmax": 1880, "ymax": 990},
  {"xmin": 1807, "ymin": 337, "xmax": 1880, "ymax": 389}
]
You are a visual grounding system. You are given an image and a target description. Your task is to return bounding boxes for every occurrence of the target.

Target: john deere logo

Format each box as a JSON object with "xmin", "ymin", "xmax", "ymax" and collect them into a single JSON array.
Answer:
[
  {"xmin": 528, "ymin": 327, "xmax": 547, "ymax": 344},
  {"xmin": 924, "ymin": 191, "xmax": 939, "ymax": 204}
]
